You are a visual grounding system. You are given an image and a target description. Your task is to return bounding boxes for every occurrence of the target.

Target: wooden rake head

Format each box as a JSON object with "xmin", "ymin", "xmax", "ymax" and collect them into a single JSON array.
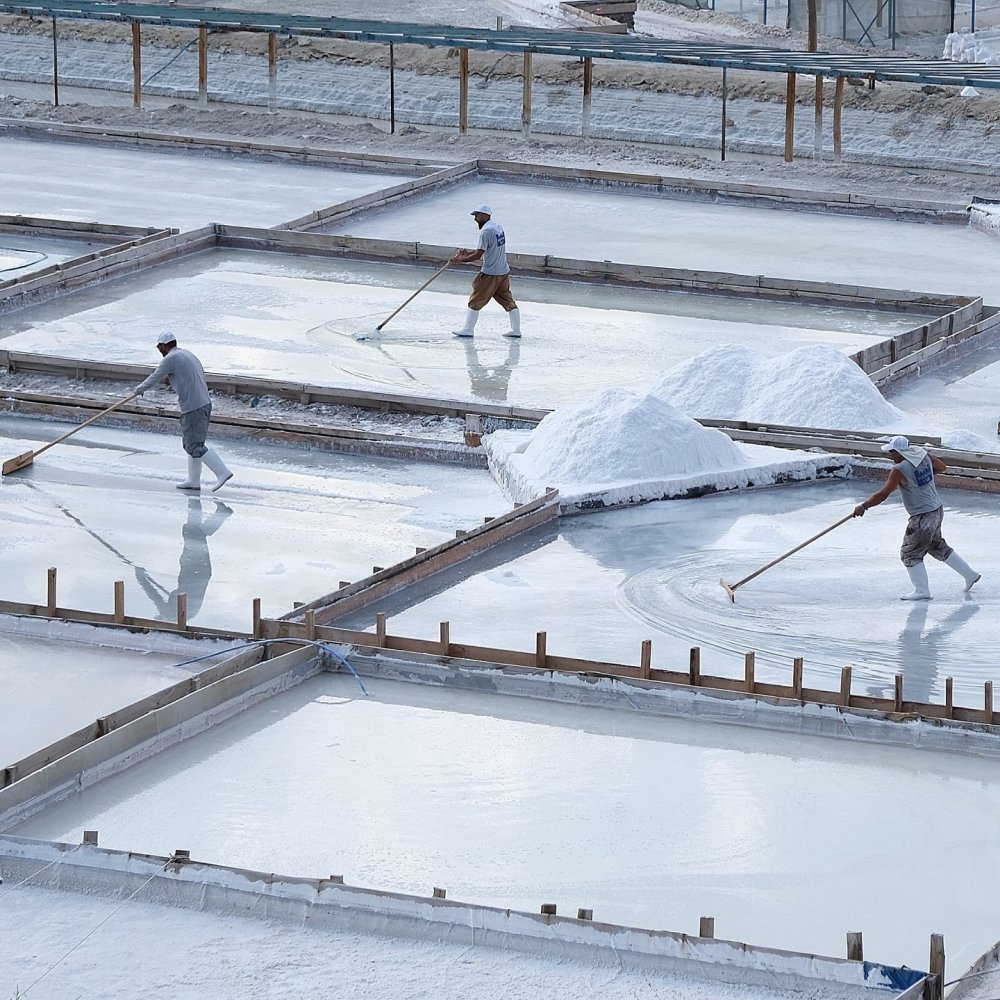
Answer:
[{"xmin": 2, "ymin": 450, "xmax": 34, "ymax": 476}]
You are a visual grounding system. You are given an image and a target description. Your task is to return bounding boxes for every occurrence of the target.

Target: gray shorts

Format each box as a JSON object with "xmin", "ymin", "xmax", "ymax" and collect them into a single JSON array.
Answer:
[
  {"xmin": 180, "ymin": 403, "xmax": 212, "ymax": 458},
  {"xmin": 900, "ymin": 506, "xmax": 952, "ymax": 567}
]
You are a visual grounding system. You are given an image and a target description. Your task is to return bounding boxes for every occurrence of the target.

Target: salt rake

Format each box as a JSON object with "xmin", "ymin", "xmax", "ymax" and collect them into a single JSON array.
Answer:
[
  {"xmin": 363, "ymin": 261, "xmax": 451, "ymax": 339},
  {"xmin": 2, "ymin": 391, "xmax": 140, "ymax": 476},
  {"xmin": 720, "ymin": 512, "xmax": 855, "ymax": 603}
]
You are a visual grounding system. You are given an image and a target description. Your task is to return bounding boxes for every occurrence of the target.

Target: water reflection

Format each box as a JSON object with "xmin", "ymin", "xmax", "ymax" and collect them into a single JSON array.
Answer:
[
  {"xmin": 896, "ymin": 598, "xmax": 981, "ymax": 705},
  {"xmin": 463, "ymin": 337, "xmax": 520, "ymax": 403}
]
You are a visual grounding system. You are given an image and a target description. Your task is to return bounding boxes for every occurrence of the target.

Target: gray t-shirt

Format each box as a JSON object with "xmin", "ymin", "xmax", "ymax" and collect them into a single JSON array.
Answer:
[
  {"xmin": 136, "ymin": 347, "xmax": 211, "ymax": 414},
  {"xmin": 477, "ymin": 219, "xmax": 509, "ymax": 276},
  {"xmin": 896, "ymin": 455, "xmax": 942, "ymax": 515}
]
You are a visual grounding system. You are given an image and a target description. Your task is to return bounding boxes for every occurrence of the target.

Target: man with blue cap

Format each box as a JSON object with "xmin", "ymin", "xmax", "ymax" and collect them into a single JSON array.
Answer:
[
  {"xmin": 853, "ymin": 435, "xmax": 979, "ymax": 600},
  {"xmin": 448, "ymin": 203, "xmax": 521, "ymax": 339}
]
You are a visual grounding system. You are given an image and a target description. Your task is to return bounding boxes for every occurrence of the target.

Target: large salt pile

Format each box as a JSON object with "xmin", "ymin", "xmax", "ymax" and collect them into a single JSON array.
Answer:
[
  {"xmin": 649, "ymin": 345, "xmax": 914, "ymax": 432},
  {"xmin": 485, "ymin": 387, "xmax": 851, "ymax": 509}
]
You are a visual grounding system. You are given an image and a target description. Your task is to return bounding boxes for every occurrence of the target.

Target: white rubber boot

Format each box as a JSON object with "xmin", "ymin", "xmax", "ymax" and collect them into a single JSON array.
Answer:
[
  {"xmin": 202, "ymin": 448, "xmax": 233, "ymax": 493},
  {"xmin": 900, "ymin": 562, "xmax": 932, "ymax": 601},
  {"xmin": 176, "ymin": 455, "xmax": 202, "ymax": 491},
  {"xmin": 945, "ymin": 551, "xmax": 981, "ymax": 591},
  {"xmin": 452, "ymin": 309, "xmax": 479, "ymax": 338},
  {"xmin": 503, "ymin": 307, "xmax": 522, "ymax": 339}
]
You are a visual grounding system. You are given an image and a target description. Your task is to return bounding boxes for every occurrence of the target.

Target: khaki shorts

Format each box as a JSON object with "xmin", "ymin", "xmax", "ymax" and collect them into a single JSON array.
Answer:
[
  {"xmin": 900, "ymin": 506, "xmax": 952, "ymax": 567},
  {"xmin": 469, "ymin": 272, "xmax": 516, "ymax": 312},
  {"xmin": 180, "ymin": 403, "xmax": 212, "ymax": 458}
]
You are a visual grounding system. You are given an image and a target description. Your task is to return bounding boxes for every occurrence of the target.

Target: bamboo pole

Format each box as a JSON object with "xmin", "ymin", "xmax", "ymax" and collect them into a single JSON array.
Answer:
[
  {"xmin": 783, "ymin": 71, "xmax": 796, "ymax": 162},
  {"xmin": 132, "ymin": 22, "xmax": 142, "ymax": 109},
  {"xmin": 582, "ymin": 56, "xmax": 593, "ymax": 138},
  {"xmin": 268, "ymin": 33, "xmax": 278, "ymax": 113},
  {"xmin": 833, "ymin": 75, "xmax": 844, "ymax": 162},
  {"xmin": 458, "ymin": 48, "xmax": 469, "ymax": 134},
  {"xmin": 522, "ymin": 51, "xmax": 532, "ymax": 137},
  {"xmin": 198, "ymin": 26, "xmax": 208, "ymax": 107}
]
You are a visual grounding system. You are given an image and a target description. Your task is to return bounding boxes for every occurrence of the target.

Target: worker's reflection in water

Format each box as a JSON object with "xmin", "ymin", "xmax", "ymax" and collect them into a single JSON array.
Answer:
[
  {"xmin": 895, "ymin": 598, "xmax": 981, "ymax": 706},
  {"xmin": 135, "ymin": 497, "xmax": 232, "ymax": 622},
  {"xmin": 462, "ymin": 336, "xmax": 520, "ymax": 404}
]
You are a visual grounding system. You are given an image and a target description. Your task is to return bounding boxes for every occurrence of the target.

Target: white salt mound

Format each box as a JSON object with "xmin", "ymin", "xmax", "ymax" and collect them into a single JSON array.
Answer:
[
  {"xmin": 509, "ymin": 387, "xmax": 745, "ymax": 486},
  {"xmin": 649, "ymin": 344, "xmax": 912, "ymax": 431}
]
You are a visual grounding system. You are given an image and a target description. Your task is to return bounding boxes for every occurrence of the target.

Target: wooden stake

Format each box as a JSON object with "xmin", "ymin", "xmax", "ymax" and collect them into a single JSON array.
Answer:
[
  {"xmin": 840, "ymin": 666, "xmax": 852, "ymax": 707},
  {"xmin": 536, "ymin": 631, "xmax": 547, "ymax": 669},
  {"xmin": 699, "ymin": 916, "xmax": 715, "ymax": 938},
  {"xmin": 376, "ymin": 612, "xmax": 387, "ymax": 647},
  {"xmin": 847, "ymin": 931, "xmax": 863, "ymax": 961},
  {"xmin": 198, "ymin": 26, "xmax": 208, "ymax": 107},
  {"xmin": 176, "ymin": 593, "xmax": 187, "ymax": 631},
  {"xmin": 813, "ymin": 74, "xmax": 823, "ymax": 160},
  {"xmin": 132, "ymin": 22, "xmax": 142, "ymax": 109},
  {"xmin": 945, "ymin": 676, "xmax": 954, "ymax": 719},
  {"xmin": 114, "ymin": 581, "xmax": 125, "ymax": 624},
  {"xmin": 51, "ymin": 16, "xmax": 59, "ymax": 107},
  {"xmin": 540, "ymin": 903, "xmax": 557, "ymax": 915},
  {"xmin": 306, "ymin": 609, "xmax": 316, "ymax": 641},
  {"xmin": 689, "ymin": 646, "xmax": 701, "ymax": 686},
  {"xmin": 744, "ymin": 651, "xmax": 755, "ymax": 693},
  {"xmin": 833, "ymin": 76, "xmax": 844, "ymax": 162},
  {"xmin": 577, "ymin": 908, "xmax": 593, "ymax": 920},
  {"xmin": 986, "ymin": 680, "xmax": 994, "ymax": 725},
  {"xmin": 252, "ymin": 597, "xmax": 262, "ymax": 639},
  {"xmin": 46, "ymin": 567, "xmax": 57, "ymax": 617},
  {"xmin": 389, "ymin": 42, "xmax": 396, "ymax": 133},
  {"xmin": 783, "ymin": 72, "xmax": 796, "ymax": 162},
  {"xmin": 268, "ymin": 33, "xmax": 278, "ymax": 113},
  {"xmin": 720, "ymin": 66, "xmax": 728, "ymax": 161},
  {"xmin": 582, "ymin": 57, "xmax": 593, "ymax": 138},
  {"xmin": 439, "ymin": 621, "xmax": 450, "ymax": 655},
  {"xmin": 432, "ymin": 886, "xmax": 447, "ymax": 898},
  {"xmin": 522, "ymin": 51, "xmax": 532, "ymax": 137},
  {"xmin": 82, "ymin": 830, "xmax": 99, "ymax": 845},
  {"xmin": 639, "ymin": 639, "xmax": 652, "ymax": 679},
  {"xmin": 894, "ymin": 673, "xmax": 903, "ymax": 712},
  {"xmin": 458, "ymin": 48, "xmax": 469, "ymax": 134},
  {"xmin": 929, "ymin": 934, "xmax": 945, "ymax": 1000},
  {"xmin": 792, "ymin": 657, "xmax": 803, "ymax": 699}
]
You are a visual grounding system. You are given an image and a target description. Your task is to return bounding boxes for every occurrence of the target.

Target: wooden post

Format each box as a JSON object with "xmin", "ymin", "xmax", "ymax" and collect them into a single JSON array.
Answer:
[
  {"xmin": 833, "ymin": 76, "xmax": 844, "ymax": 162},
  {"xmin": 639, "ymin": 639, "xmax": 652, "ymax": 679},
  {"xmin": 840, "ymin": 666, "xmax": 852, "ymax": 707},
  {"xmin": 540, "ymin": 903, "xmax": 557, "ymax": 915},
  {"xmin": 783, "ymin": 72, "xmax": 796, "ymax": 162},
  {"xmin": 376, "ymin": 612, "xmax": 387, "ymax": 647},
  {"xmin": 305, "ymin": 610, "xmax": 316, "ymax": 641},
  {"xmin": 82, "ymin": 830, "xmax": 99, "ymax": 845},
  {"xmin": 894, "ymin": 673, "xmax": 903, "ymax": 712},
  {"xmin": 582, "ymin": 56, "xmax": 593, "ymax": 138},
  {"xmin": 928, "ymin": 933, "xmax": 945, "ymax": 1000},
  {"xmin": 807, "ymin": 0, "xmax": 818, "ymax": 50},
  {"xmin": 577, "ymin": 908, "xmax": 593, "ymax": 920},
  {"xmin": 46, "ymin": 567, "xmax": 57, "ymax": 617},
  {"xmin": 945, "ymin": 676, "xmax": 954, "ymax": 719},
  {"xmin": 176, "ymin": 593, "xmax": 187, "ymax": 630},
  {"xmin": 720, "ymin": 66, "xmax": 727, "ymax": 161},
  {"xmin": 847, "ymin": 931, "xmax": 864, "ymax": 961},
  {"xmin": 198, "ymin": 26, "xmax": 208, "ymax": 107},
  {"xmin": 458, "ymin": 48, "xmax": 469, "ymax": 134},
  {"xmin": 522, "ymin": 51, "xmax": 532, "ymax": 137},
  {"xmin": 744, "ymin": 651, "xmax": 755, "ymax": 693},
  {"xmin": 252, "ymin": 597, "xmax": 262, "ymax": 639},
  {"xmin": 536, "ymin": 631, "xmax": 547, "ymax": 669},
  {"xmin": 432, "ymin": 886, "xmax": 447, "ymax": 898},
  {"xmin": 51, "ymin": 16, "xmax": 59, "ymax": 107},
  {"xmin": 389, "ymin": 42, "xmax": 396, "ymax": 133},
  {"xmin": 689, "ymin": 646, "xmax": 701, "ymax": 686},
  {"xmin": 813, "ymin": 74, "xmax": 823, "ymax": 160},
  {"xmin": 792, "ymin": 657, "xmax": 803, "ymax": 699},
  {"xmin": 268, "ymin": 33, "xmax": 278, "ymax": 113},
  {"xmin": 699, "ymin": 916, "xmax": 715, "ymax": 938},
  {"xmin": 132, "ymin": 22, "xmax": 142, "ymax": 109},
  {"xmin": 986, "ymin": 680, "xmax": 994, "ymax": 725},
  {"xmin": 114, "ymin": 581, "xmax": 125, "ymax": 624},
  {"xmin": 439, "ymin": 621, "xmax": 450, "ymax": 655}
]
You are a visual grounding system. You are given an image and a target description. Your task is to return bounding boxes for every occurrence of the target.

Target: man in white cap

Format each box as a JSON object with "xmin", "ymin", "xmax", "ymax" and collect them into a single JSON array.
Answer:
[
  {"xmin": 853, "ymin": 435, "xmax": 979, "ymax": 600},
  {"xmin": 448, "ymin": 203, "xmax": 521, "ymax": 339},
  {"xmin": 134, "ymin": 332, "xmax": 233, "ymax": 492}
]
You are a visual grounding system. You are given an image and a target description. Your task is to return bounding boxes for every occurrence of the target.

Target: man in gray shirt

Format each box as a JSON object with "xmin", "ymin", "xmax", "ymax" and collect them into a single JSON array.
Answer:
[
  {"xmin": 449, "ymin": 203, "xmax": 521, "ymax": 339},
  {"xmin": 134, "ymin": 332, "xmax": 233, "ymax": 492},
  {"xmin": 854, "ymin": 435, "xmax": 979, "ymax": 599}
]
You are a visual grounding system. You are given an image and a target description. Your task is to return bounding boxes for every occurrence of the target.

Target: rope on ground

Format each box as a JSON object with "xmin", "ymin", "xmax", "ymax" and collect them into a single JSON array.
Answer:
[
  {"xmin": 0, "ymin": 248, "xmax": 48, "ymax": 272},
  {"xmin": 142, "ymin": 36, "xmax": 199, "ymax": 87}
]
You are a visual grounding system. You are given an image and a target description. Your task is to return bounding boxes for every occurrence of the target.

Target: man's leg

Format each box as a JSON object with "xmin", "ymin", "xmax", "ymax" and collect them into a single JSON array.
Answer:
[
  {"xmin": 453, "ymin": 274, "xmax": 490, "ymax": 337},
  {"xmin": 178, "ymin": 405, "xmax": 210, "ymax": 491},
  {"xmin": 929, "ymin": 518, "xmax": 982, "ymax": 590},
  {"xmin": 493, "ymin": 277, "xmax": 521, "ymax": 338},
  {"xmin": 898, "ymin": 510, "xmax": 941, "ymax": 600}
]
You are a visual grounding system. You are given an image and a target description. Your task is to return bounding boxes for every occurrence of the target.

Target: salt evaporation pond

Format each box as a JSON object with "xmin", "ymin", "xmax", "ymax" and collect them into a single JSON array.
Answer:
[
  {"xmin": 0, "ymin": 414, "xmax": 503, "ymax": 632},
  {"xmin": 11, "ymin": 671, "xmax": 1000, "ymax": 974},
  {"xmin": 0, "ymin": 233, "xmax": 110, "ymax": 278},
  {"xmin": 0, "ymin": 249, "xmax": 915, "ymax": 408},
  {"xmin": 330, "ymin": 179, "xmax": 1000, "ymax": 299}
]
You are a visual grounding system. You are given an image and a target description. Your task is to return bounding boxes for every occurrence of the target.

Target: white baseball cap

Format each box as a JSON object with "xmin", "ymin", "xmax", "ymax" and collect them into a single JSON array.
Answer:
[
  {"xmin": 157, "ymin": 331, "xmax": 177, "ymax": 345},
  {"xmin": 471, "ymin": 203, "xmax": 493, "ymax": 216},
  {"xmin": 880, "ymin": 435, "xmax": 910, "ymax": 453}
]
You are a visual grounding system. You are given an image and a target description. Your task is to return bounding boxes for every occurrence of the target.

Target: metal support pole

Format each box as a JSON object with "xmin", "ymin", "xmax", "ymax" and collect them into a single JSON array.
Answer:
[
  {"xmin": 268, "ymin": 33, "xmax": 277, "ymax": 113},
  {"xmin": 833, "ymin": 75, "xmax": 844, "ymax": 162},
  {"xmin": 198, "ymin": 26, "xmax": 208, "ymax": 108},
  {"xmin": 522, "ymin": 51, "xmax": 532, "ymax": 137},
  {"xmin": 389, "ymin": 42, "xmax": 396, "ymax": 133},
  {"xmin": 131, "ymin": 21, "xmax": 142, "ymax": 109},
  {"xmin": 783, "ymin": 71, "xmax": 796, "ymax": 163},
  {"xmin": 582, "ymin": 56, "xmax": 593, "ymax": 138},
  {"xmin": 51, "ymin": 16, "xmax": 59, "ymax": 107},
  {"xmin": 720, "ymin": 66, "xmax": 727, "ymax": 161},
  {"xmin": 458, "ymin": 48, "xmax": 469, "ymax": 134},
  {"xmin": 814, "ymin": 74, "xmax": 823, "ymax": 160}
]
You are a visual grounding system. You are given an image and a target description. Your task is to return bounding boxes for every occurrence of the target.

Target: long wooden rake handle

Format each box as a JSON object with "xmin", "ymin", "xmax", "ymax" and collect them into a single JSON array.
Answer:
[
  {"xmin": 2, "ymin": 391, "xmax": 140, "ymax": 475},
  {"xmin": 720, "ymin": 512, "xmax": 855, "ymax": 602},
  {"xmin": 375, "ymin": 261, "xmax": 451, "ymax": 332}
]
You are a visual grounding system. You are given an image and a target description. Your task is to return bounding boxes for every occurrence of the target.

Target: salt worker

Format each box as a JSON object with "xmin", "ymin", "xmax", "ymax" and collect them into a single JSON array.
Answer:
[
  {"xmin": 853, "ymin": 435, "xmax": 979, "ymax": 600},
  {"xmin": 134, "ymin": 331, "xmax": 233, "ymax": 493},
  {"xmin": 449, "ymin": 203, "xmax": 521, "ymax": 339}
]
